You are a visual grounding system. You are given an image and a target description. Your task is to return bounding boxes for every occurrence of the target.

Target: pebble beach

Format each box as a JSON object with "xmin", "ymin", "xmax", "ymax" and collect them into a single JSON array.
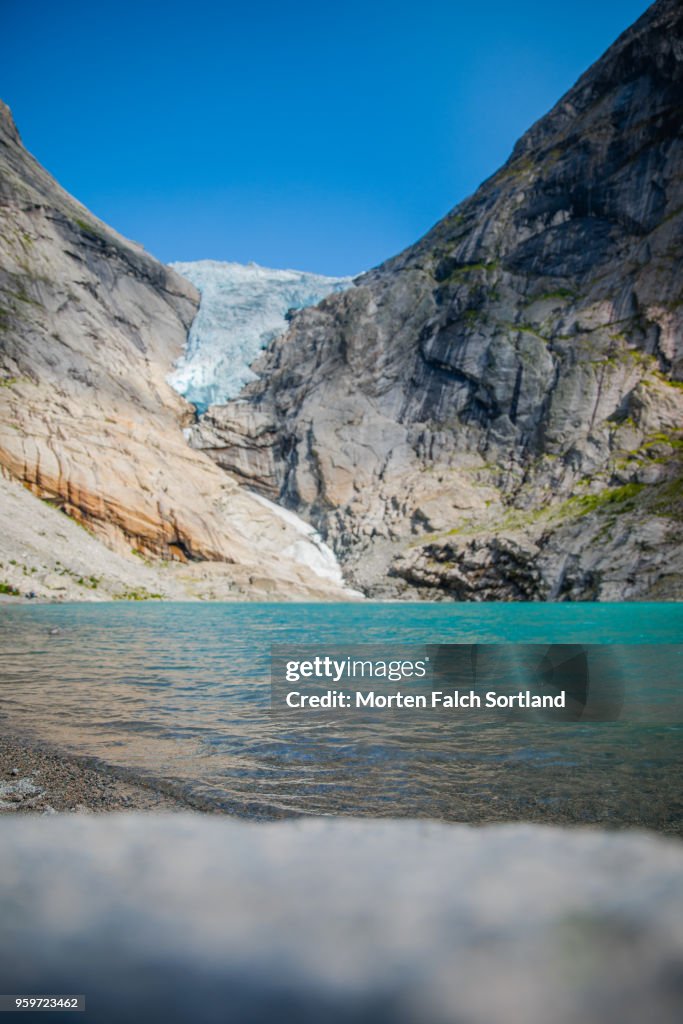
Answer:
[{"xmin": 0, "ymin": 734, "xmax": 190, "ymax": 815}]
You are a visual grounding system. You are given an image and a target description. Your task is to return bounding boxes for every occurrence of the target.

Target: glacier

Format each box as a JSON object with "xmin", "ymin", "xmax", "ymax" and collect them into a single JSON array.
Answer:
[
  {"xmin": 168, "ymin": 260, "xmax": 353, "ymax": 412},
  {"xmin": 168, "ymin": 259, "xmax": 360, "ymax": 592}
]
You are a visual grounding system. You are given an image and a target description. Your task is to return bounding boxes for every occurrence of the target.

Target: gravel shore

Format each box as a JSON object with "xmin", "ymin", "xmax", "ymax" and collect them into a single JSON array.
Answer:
[{"xmin": 0, "ymin": 733, "xmax": 191, "ymax": 814}]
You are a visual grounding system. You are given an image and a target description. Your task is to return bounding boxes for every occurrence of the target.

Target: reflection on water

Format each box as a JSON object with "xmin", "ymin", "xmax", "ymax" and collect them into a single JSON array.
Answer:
[{"xmin": 0, "ymin": 603, "xmax": 681, "ymax": 831}]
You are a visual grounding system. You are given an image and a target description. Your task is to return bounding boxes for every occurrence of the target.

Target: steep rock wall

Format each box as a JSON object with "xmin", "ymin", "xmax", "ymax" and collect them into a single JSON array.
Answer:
[
  {"xmin": 193, "ymin": 0, "xmax": 683, "ymax": 600},
  {"xmin": 0, "ymin": 101, "xmax": 352, "ymax": 599}
]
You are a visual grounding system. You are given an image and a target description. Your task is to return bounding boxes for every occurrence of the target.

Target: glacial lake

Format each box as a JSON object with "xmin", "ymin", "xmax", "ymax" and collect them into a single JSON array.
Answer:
[{"xmin": 0, "ymin": 602, "xmax": 681, "ymax": 831}]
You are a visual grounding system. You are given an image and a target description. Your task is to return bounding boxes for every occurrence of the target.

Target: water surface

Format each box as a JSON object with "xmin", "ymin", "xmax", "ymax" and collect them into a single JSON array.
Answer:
[{"xmin": 0, "ymin": 603, "xmax": 680, "ymax": 830}]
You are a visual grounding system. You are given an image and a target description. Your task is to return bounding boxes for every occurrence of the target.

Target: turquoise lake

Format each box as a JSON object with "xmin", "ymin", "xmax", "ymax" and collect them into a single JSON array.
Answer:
[{"xmin": 0, "ymin": 602, "xmax": 681, "ymax": 830}]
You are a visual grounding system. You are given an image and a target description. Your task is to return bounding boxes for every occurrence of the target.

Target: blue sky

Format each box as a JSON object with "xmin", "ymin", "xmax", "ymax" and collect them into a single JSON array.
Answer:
[{"xmin": 5, "ymin": 0, "xmax": 652, "ymax": 276}]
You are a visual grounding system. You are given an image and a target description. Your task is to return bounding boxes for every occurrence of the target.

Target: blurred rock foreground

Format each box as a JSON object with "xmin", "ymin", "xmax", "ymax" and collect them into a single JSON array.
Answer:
[{"xmin": 0, "ymin": 815, "xmax": 681, "ymax": 1023}]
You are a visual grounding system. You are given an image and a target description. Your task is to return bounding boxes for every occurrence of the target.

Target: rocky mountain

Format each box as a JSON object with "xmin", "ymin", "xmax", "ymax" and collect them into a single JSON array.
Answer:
[
  {"xmin": 193, "ymin": 0, "xmax": 683, "ymax": 600},
  {"xmin": 0, "ymin": 101, "xmax": 352, "ymax": 601}
]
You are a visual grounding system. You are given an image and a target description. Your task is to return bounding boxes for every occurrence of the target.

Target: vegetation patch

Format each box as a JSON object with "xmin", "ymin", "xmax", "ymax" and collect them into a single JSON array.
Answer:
[
  {"xmin": 566, "ymin": 482, "xmax": 645, "ymax": 516},
  {"xmin": 496, "ymin": 155, "xmax": 535, "ymax": 182},
  {"xmin": 74, "ymin": 217, "xmax": 106, "ymax": 241},
  {"xmin": 653, "ymin": 477, "xmax": 683, "ymax": 520},
  {"xmin": 76, "ymin": 575, "xmax": 100, "ymax": 589},
  {"xmin": 642, "ymin": 430, "xmax": 683, "ymax": 452},
  {"xmin": 51, "ymin": 564, "xmax": 100, "ymax": 588},
  {"xmin": 438, "ymin": 260, "xmax": 499, "ymax": 285},
  {"xmin": 0, "ymin": 582, "xmax": 20, "ymax": 596},
  {"xmin": 114, "ymin": 588, "xmax": 163, "ymax": 601},
  {"xmin": 433, "ymin": 480, "xmax": 650, "ymax": 544},
  {"xmin": 528, "ymin": 288, "xmax": 576, "ymax": 304},
  {"xmin": 656, "ymin": 375, "xmax": 683, "ymax": 391},
  {"xmin": 496, "ymin": 319, "xmax": 551, "ymax": 344}
]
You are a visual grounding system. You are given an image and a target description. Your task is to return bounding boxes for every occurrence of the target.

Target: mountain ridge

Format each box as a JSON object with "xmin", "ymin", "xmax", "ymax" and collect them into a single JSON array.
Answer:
[{"xmin": 191, "ymin": 0, "xmax": 683, "ymax": 600}]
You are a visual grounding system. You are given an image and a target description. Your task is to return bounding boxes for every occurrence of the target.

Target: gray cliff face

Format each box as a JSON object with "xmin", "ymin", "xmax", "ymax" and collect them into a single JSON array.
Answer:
[{"xmin": 193, "ymin": 0, "xmax": 683, "ymax": 600}]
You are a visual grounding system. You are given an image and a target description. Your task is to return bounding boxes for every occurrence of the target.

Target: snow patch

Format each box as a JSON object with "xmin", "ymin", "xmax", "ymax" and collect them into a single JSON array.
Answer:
[{"xmin": 249, "ymin": 492, "xmax": 360, "ymax": 594}]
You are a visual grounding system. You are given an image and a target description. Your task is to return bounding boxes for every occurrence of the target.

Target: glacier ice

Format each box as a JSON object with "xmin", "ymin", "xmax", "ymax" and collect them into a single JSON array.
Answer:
[{"xmin": 168, "ymin": 260, "xmax": 353, "ymax": 412}]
